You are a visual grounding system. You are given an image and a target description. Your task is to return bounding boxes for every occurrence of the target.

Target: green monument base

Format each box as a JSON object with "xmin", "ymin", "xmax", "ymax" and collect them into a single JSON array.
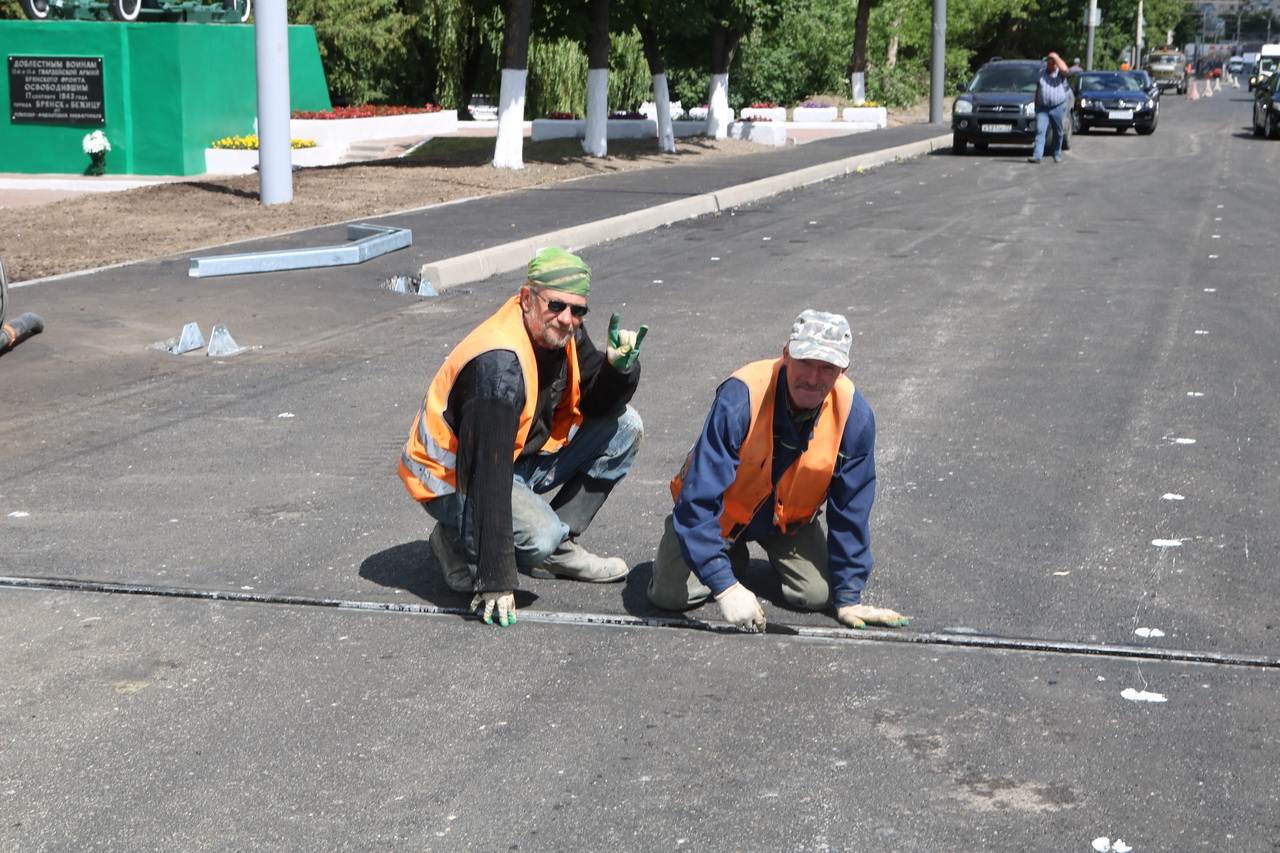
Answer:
[{"xmin": 1, "ymin": 20, "xmax": 331, "ymax": 176}]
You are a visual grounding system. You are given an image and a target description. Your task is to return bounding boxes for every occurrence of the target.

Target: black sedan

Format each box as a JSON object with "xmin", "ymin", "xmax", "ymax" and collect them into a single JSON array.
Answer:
[
  {"xmin": 1121, "ymin": 70, "xmax": 1161, "ymax": 105},
  {"xmin": 1252, "ymin": 70, "xmax": 1280, "ymax": 138},
  {"xmin": 1070, "ymin": 72, "xmax": 1157, "ymax": 135}
]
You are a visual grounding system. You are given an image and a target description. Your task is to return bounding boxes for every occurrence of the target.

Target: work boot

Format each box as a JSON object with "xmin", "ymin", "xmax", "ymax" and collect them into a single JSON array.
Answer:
[
  {"xmin": 429, "ymin": 524, "xmax": 474, "ymax": 593},
  {"xmin": 539, "ymin": 538, "xmax": 629, "ymax": 583}
]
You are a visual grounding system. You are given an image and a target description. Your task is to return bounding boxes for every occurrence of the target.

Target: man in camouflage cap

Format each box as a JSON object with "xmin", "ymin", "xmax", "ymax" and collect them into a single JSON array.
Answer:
[
  {"xmin": 648, "ymin": 309, "xmax": 909, "ymax": 632},
  {"xmin": 399, "ymin": 247, "xmax": 649, "ymax": 627}
]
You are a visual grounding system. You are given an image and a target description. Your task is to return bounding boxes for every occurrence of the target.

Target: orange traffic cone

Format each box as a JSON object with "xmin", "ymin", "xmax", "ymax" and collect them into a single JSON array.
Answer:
[{"xmin": 1189, "ymin": 79, "xmax": 1200, "ymax": 100}]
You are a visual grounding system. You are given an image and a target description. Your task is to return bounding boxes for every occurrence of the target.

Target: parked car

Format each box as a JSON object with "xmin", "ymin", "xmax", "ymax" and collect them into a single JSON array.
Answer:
[
  {"xmin": 1227, "ymin": 56, "xmax": 1245, "ymax": 75},
  {"xmin": 1146, "ymin": 49, "xmax": 1187, "ymax": 94},
  {"xmin": 1252, "ymin": 70, "xmax": 1280, "ymax": 138},
  {"xmin": 951, "ymin": 59, "xmax": 1071, "ymax": 154},
  {"xmin": 1070, "ymin": 72, "xmax": 1157, "ymax": 135}
]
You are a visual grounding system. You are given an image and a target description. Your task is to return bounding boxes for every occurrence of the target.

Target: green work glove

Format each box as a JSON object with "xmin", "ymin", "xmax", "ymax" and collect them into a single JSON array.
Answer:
[
  {"xmin": 471, "ymin": 591, "xmax": 517, "ymax": 627},
  {"xmin": 606, "ymin": 312, "xmax": 648, "ymax": 372},
  {"xmin": 836, "ymin": 604, "xmax": 910, "ymax": 629}
]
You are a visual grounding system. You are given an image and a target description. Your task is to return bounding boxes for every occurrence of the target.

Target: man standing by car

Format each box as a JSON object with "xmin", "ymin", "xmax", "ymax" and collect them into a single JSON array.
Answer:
[{"xmin": 1030, "ymin": 52, "xmax": 1071, "ymax": 163}]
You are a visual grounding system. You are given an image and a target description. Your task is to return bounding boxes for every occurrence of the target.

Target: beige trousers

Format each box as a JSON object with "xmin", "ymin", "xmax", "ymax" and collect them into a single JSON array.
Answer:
[{"xmin": 646, "ymin": 513, "xmax": 832, "ymax": 611}]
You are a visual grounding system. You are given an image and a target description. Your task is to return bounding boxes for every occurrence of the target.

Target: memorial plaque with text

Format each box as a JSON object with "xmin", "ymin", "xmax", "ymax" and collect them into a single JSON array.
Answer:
[{"xmin": 8, "ymin": 55, "xmax": 105, "ymax": 126}]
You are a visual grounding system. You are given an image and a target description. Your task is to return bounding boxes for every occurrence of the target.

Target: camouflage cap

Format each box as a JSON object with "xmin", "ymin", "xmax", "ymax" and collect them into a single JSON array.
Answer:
[
  {"xmin": 526, "ymin": 246, "xmax": 591, "ymax": 296},
  {"xmin": 788, "ymin": 309, "xmax": 851, "ymax": 369}
]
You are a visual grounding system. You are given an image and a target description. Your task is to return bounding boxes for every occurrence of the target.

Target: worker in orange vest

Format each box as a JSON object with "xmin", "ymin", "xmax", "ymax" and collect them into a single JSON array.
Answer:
[
  {"xmin": 399, "ymin": 247, "xmax": 647, "ymax": 627},
  {"xmin": 648, "ymin": 310, "xmax": 909, "ymax": 632}
]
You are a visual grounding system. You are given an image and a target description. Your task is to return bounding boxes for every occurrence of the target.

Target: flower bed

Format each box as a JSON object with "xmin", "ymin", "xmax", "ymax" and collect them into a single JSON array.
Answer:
[
  {"xmin": 291, "ymin": 104, "xmax": 443, "ymax": 119},
  {"xmin": 204, "ymin": 144, "xmax": 345, "ymax": 175},
  {"xmin": 289, "ymin": 109, "xmax": 458, "ymax": 148}
]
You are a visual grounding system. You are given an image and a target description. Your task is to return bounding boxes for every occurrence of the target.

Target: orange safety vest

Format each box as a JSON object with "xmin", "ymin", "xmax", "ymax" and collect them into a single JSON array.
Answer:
[
  {"xmin": 398, "ymin": 294, "xmax": 583, "ymax": 502},
  {"xmin": 670, "ymin": 358, "xmax": 854, "ymax": 540}
]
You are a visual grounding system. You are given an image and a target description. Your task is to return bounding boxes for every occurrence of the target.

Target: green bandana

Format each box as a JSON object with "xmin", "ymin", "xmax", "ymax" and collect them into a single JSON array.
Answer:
[{"xmin": 527, "ymin": 247, "xmax": 591, "ymax": 296}]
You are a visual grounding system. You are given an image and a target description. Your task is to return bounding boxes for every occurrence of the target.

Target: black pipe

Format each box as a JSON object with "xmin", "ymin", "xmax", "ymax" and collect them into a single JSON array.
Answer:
[{"xmin": 0, "ymin": 312, "xmax": 44, "ymax": 354}]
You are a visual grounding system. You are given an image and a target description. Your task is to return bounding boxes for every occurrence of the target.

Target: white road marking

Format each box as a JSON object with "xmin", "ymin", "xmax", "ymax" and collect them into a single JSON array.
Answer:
[
  {"xmin": 1208, "ymin": 254, "xmax": 1219, "ymax": 259},
  {"xmin": 1135, "ymin": 627, "xmax": 1166, "ymax": 638},
  {"xmin": 277, "ymin": 412, "xmax": 295, "ymax": 418},
  {"xmin": 1186, "ymin": 391, "xmax": 1204, "ymax": 397},
  {"xmin": 1121, "ymin": 687, "xmax": 1167, "ymax": 703},
  {"xmin": 1194, "ymin": 330, "xmax": 1209, "ymax": 335},
  {"xmin": 1151, "ymin": 538, "xmax": 1185, "ymax": 547},
  {"xmin": 7, "ymin": 511, "xmax": 30, "ymax": 518},
  {"xmin": 1161, "ymin": 493, "xmax": 1185, "ymax": 501},
  {"xmin": 1203, "ymin": 287, "xmax": 1216, "ymax": 292}
]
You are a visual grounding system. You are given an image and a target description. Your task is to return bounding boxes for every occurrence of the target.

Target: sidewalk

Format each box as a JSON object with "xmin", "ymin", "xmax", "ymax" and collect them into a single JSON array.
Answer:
[{"xmin": 178, "ymin": 122, "xmax": 951, "ymax": 290}]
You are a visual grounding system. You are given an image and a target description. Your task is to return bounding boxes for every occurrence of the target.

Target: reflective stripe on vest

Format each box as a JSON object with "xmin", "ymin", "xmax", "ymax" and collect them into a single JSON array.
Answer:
[
  {"xmin": 397, "ymin": 294, "xmax": 583, "ymax": 502},
  {"xmin": 670, "ymin": 358, "xmax": 853, "ymax": 539}
]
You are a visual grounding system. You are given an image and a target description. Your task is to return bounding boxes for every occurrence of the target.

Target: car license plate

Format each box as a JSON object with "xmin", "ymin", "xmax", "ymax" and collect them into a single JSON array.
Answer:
[
  {"xmin": 1109, "ymin": 109, "xmax": 1134, "ymax": 120},
  {"xmin": 981, "ymin": 124, "xmax": 1012, "ymax": 133}
]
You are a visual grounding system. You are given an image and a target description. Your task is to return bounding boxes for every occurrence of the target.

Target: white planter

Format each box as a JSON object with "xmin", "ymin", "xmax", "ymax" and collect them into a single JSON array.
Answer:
[
  {"xmin": 842, "ymin": 106, "xmax": 888, "ymax": 129},
  {"xmin": 739, "ymin": 106, "xmax": 786, "ymax": 122},
  {"xmin": 640, "ymin": 100, "xmax": 684, "ymax": 120},
  {"xmin": 687, "ymin": 106, "xmax": 708, "ymax": 120},
  {"xmin": 203, "ymin": 145, "xmax": 345, "ymax": 175},
  {"xmin": 727, "ymin": 121, "xmax": 788, "ymax": 146},
  {"xmin": 792, "ymin": 106, "xmax": 838, "ymax": 122},
  {"xmin": 289, "ymin": 110, "xmax": 458, "ymax": 148},
  {"xmin": 530, "ymin": 118, "xmax": 659, "ymax": 142}
]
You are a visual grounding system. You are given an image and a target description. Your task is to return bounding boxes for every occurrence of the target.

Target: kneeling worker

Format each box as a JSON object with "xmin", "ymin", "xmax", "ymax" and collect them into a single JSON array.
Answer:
[
  {"xmin": 648, "ymin": 309, "xmax": 908, "ymax": 632},
  {"xmin": 399, "ymin": 247, "xmax": 647, "ymax": 627}
]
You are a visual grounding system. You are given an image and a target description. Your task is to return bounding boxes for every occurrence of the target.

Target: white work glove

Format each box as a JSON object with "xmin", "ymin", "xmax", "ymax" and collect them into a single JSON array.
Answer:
[
  {"xmin": 470, "ymin": 591, "xmax": 517, "ymax": 627},
  {"xmin": 715, "ymin": 582, "xmax": 766, "ymax": 632},
  {"xmin": 836, "ymin": 604, "xmax": 909, "ymax": 629}
]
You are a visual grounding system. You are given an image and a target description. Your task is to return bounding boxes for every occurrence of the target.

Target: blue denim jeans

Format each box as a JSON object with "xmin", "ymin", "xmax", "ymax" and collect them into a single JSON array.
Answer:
[
  {"xmin": 1032, "ymin": 103, "xmax": 1067, "ymax": 160},
  {"xmin": 424, "ymin": 405, "xmax": 643, "ymax": 568}
]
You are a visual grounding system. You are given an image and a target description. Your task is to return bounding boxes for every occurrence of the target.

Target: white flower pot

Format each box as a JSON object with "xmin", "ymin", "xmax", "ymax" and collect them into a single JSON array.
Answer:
[
  {"xmin": 792, "ymin": 106, "xmax": 838, "ymax": 122},
  {"xmin": 739, "ymin": 106, "xmax": 786, "ymax": 122},
  {"xmin": 842, "ymin": 106, "xmax": 888, "ymax": 129}
]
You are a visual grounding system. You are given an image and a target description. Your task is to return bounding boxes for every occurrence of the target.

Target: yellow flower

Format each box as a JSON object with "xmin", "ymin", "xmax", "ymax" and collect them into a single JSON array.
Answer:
[{"xmin": 211, "ymin": 134, "xmax": 318, "ymax": 150}]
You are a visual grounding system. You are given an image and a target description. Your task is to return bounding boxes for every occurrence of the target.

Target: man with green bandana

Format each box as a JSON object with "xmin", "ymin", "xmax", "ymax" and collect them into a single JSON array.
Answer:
[{"xmin": 399, "ymin": 247, "xmax": 648, "ymax": 627}]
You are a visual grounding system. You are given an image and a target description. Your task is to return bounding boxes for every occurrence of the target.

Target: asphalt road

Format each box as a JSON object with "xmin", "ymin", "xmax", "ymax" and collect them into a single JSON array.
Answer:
[{"xmin": 3, "ymin": 89, "xmax": 1278, "ymax": 850}]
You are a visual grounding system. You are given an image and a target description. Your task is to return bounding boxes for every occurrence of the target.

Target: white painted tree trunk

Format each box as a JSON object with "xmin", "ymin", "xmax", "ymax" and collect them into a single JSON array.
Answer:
[
  {"xmin": 493, "ymin": 68, "xmax": 527, "ymax": 170},
  {"xmin": 706, "ymin": 73, "xmax": 731, "ymax": 139},
  {"xmin": 583, "ymin": 68, "xmax": 609, "ymax": 157},
  {"xmin": 850, "ymin": 72, "xmax": 866, "ymax": 105},
  {"xmin": 652, "ymin": 72, "xmax": 675, "ymax": 153}
]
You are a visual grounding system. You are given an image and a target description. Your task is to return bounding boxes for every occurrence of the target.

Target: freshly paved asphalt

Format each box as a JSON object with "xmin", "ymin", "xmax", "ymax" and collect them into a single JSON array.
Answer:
[{"xmin": 3, "ymin": 93, "xmax": 1279, "ymax": 849}]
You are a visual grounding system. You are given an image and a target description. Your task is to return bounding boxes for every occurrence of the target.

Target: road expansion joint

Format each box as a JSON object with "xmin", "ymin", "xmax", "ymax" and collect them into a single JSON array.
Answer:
[{"xmin": 2, "ymin": 574, "xmax": 1276, "ymax": 670}]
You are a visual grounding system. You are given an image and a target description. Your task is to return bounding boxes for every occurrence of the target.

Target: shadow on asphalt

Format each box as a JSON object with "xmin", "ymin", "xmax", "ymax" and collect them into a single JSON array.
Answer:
[{"xmin": 359, "ymin": 541, "xmax": 541, "ymax": 609}]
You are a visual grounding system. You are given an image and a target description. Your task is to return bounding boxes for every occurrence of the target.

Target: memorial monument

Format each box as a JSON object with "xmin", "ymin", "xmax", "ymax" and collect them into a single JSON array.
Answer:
[{"xmin": 1, "ymin": 13, "xmax": 330, "ymax": 176}]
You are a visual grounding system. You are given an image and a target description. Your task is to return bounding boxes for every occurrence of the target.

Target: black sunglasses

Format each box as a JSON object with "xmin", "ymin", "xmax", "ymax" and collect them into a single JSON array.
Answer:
[{"xmin": 535, "ymin": 290, "xmax": 589, "ymax": 318}]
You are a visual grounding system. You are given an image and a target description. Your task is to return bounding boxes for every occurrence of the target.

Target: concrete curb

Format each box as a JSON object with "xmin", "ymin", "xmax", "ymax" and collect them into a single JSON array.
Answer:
[{"xmin": 420, "ymin": 133, "xmax": 952, "ymax": 292}]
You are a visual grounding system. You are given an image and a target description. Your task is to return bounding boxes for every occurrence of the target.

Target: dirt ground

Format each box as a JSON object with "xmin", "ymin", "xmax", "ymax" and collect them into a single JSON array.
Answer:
[{"xmin": 0, "ymin": 136, "xmax": 767, "ymax": 283}]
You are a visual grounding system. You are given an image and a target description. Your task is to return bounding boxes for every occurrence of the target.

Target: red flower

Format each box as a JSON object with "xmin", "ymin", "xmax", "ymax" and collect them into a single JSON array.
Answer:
[{"xmin": 291, "ymin": 104, "xmax": 443, "ymax": 120}]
